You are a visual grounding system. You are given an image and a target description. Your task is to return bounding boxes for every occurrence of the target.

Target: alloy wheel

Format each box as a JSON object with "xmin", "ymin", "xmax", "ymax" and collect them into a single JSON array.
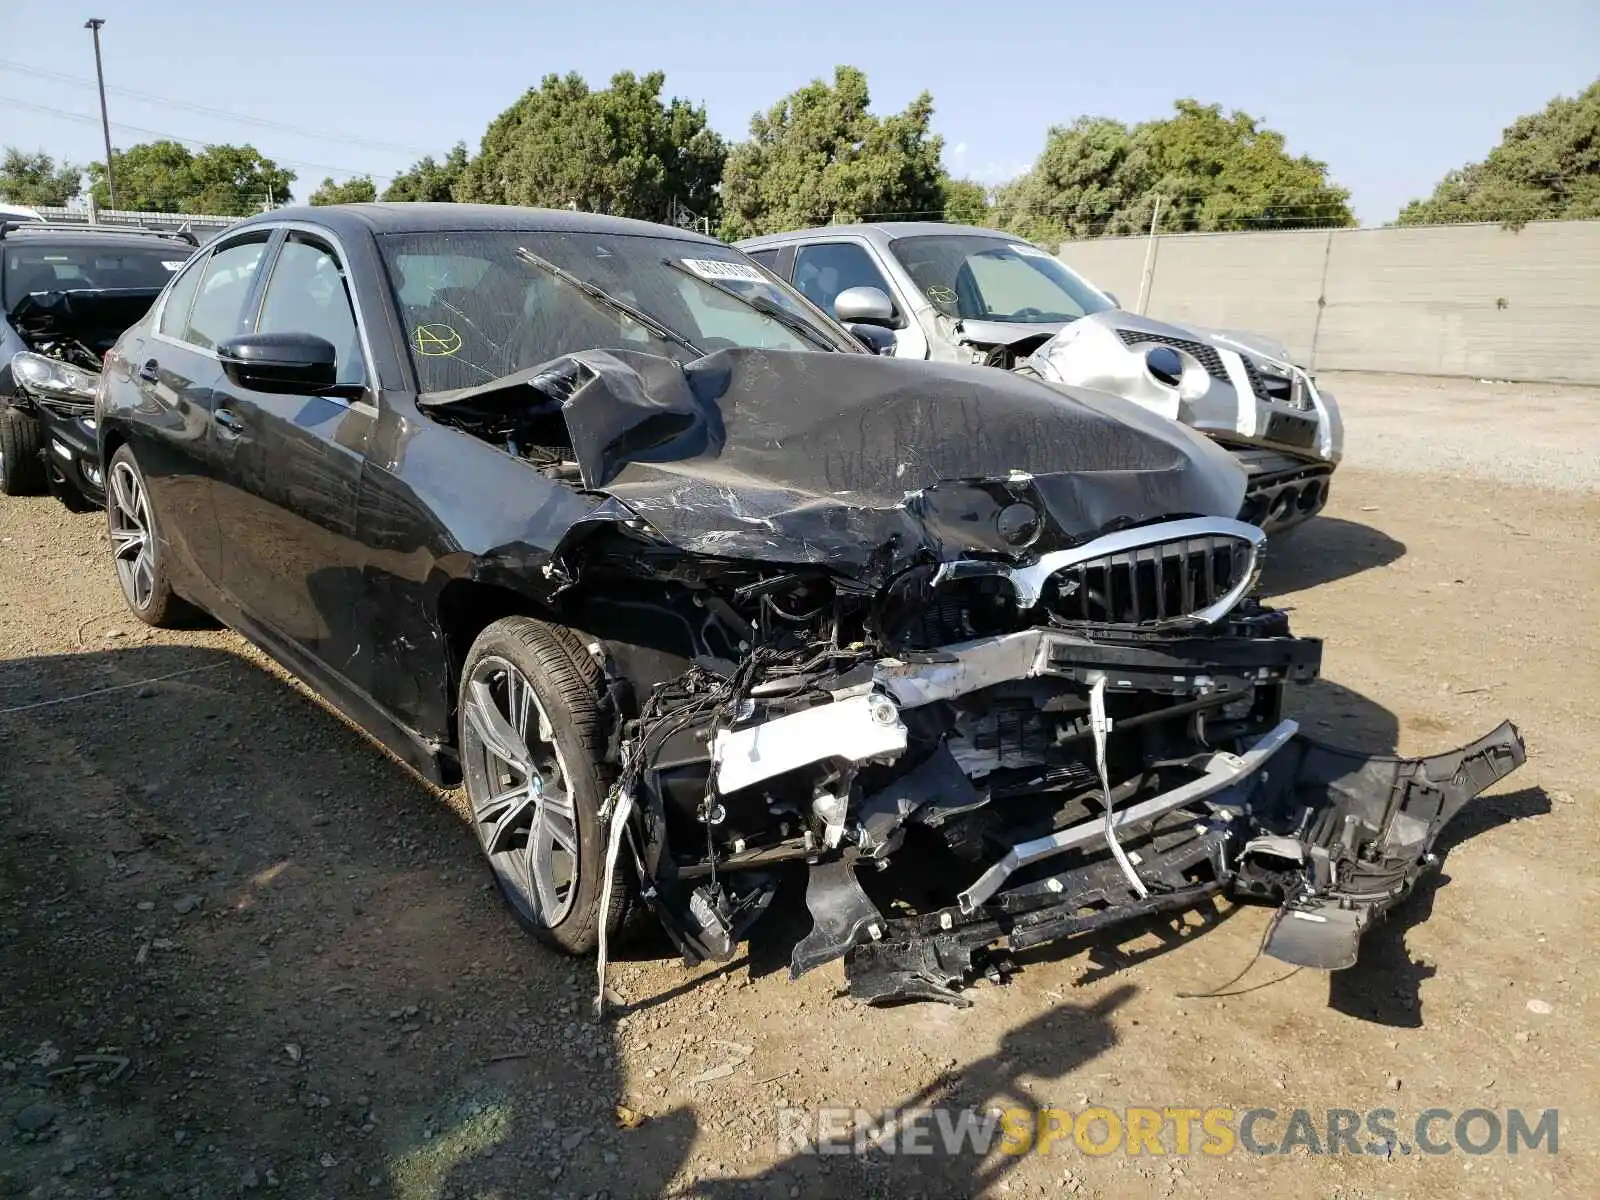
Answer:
[
  {"xmin": 461, "ymin": 655, "xmax": 581, "ymax": 927},
  {"xmin": 108, "ymin": 460, "xmax": 155, "ymax": 611}
]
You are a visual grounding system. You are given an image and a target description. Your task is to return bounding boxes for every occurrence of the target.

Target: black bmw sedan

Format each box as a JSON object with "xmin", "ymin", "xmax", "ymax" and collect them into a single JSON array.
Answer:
[{"xmin": 96, "ymin": 203, "xmax": 1520, "ymax": 1005}]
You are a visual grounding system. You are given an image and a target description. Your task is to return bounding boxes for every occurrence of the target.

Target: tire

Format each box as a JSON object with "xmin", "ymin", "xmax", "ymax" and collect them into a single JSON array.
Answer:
[
  {"xmin": 458, "ymin": 616, "xmax": 629, "ymax": 955},
  {"xmin": 105, "ymin": 444, "xmax": 204, "ymax": 628},
  {"xmin": 0, "ymin": 406, "xmax": 47, "ymax": 496}
]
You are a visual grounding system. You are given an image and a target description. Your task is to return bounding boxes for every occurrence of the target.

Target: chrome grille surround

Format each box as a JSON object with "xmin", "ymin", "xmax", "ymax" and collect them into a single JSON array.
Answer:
[{"xmin": 934, "ymin": 517, "xmax": 1266, "ymax": 631}]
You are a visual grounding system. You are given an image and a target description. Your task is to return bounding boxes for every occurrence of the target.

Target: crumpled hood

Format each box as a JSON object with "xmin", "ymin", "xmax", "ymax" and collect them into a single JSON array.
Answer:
[
  {"xmin": 8, "ymin": 287, "xmax": 164, "ymax": 354},
  {"xmin": 424, "ymin": 346, "xmax": 1248, "ymax": 585},
  {"xmin": 953, "ymin": 310, "xmax": 1299, "ymax": 373},
  {"xmin": 944, "ymin": 316, "xmax": 1068, "ymax": 350},
  {"xmin": 1047, "ymin": 310, "xmax": 1297, "ymax": 369},
  {"xmin": 1186, "ymin": 323, "xmax": 1295, "ymax": 367}
]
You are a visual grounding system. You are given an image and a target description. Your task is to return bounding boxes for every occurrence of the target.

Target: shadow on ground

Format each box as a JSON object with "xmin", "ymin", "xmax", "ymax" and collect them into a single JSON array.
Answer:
[
  {"xmin": 1327, "ymin": 785, "xmax": 1550, "ymax": 1028},
  {"xmin": 684, "ymin": 986, "xmax": 1138, "ymax": 1199},
  {"xmin": 1259, "ymin": 516, "xmax": 1406, "ymax": 595},
  {"xmin": 1285, "ymin": 675, "xmax": 1402, "ymax": 752},
  {"xmin": 0, "ymin": 644, "xmax": 691, "ymax": 1200}
]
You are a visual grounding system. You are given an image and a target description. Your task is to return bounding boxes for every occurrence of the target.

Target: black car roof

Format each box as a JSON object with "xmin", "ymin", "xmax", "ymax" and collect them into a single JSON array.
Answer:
[{"xmin": 238, "ymin": 203, "xmax": 726, "ymax": 245}]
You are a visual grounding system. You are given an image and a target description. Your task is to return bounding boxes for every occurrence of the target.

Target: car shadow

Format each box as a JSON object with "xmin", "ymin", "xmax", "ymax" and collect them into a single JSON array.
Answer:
[
  {"xmin": 689, "ymin": 985, "xmax": 1138, "ymax": 1199},
  {"xmin": 1327, "ymin": 785, "xmax": 1551, "ymax": 1028},
  {"xmin": 1259, "ymin": 516, "xmax": 1406, "ymax": 596},
  {"xmin": 1284, "ymin": 675, "xmax": 1403, "ymax": 752},
  {"xmin": 0, "ymin": 643, "xmax": 692, "ymax": 1200}
]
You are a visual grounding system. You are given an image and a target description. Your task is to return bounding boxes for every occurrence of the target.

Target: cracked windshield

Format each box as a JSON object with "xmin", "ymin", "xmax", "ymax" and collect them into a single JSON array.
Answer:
[{"xmin": 382, "ymin": 230, "xmax": 858, "ymax": 391}]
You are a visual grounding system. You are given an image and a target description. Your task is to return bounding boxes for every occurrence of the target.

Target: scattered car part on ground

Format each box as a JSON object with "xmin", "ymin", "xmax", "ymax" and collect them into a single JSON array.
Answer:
[
  {"xmin": 1, "ymin": 221, "xmax": 197, "ymax": 506},
  {"xmin": 95, "ymin": 204, "xmax": 1521, "ymax": 1011},
  {"xmin": 736, "ymin": 222, "xmax": 1343, "ymax": 535}
]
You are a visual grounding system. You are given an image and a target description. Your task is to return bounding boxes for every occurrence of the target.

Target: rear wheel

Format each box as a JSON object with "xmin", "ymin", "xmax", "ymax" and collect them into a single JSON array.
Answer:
[
  {"xmin": 458, "ymin": 616, "xmax": 628, "ymax": 954},
  {"xmin": 106, "ymin": 444, "xmax": 203, "ymax": 628},
  {"xmin": 0, "ymin": 406, "xmax": 46, "ymax": 496}
]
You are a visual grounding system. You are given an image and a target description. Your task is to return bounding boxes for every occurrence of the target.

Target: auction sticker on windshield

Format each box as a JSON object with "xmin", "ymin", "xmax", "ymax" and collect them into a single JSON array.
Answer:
[
  {"xmin": 413, "ymin": 324, "xmax": 462, "ymax": 356},
  {"xmin": 681, "ymin": 258, "xmax": 767, "ymax": 283}
]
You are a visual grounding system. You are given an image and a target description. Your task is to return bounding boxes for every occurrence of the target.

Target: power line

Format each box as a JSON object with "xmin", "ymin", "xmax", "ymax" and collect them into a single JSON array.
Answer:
[
  {"xmin": 0, "ymin": 59, "xmax": 432, "ymax": 158},
  {"xmin": 0, "ymin": 95, "xmax": 394, "ymax": 181}
]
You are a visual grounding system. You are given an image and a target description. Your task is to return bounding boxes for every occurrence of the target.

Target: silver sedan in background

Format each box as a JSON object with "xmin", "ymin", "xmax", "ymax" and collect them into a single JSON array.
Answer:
[{"xmin": 738, "ymin": 222, "xmax": 1343, "ymax": 533}]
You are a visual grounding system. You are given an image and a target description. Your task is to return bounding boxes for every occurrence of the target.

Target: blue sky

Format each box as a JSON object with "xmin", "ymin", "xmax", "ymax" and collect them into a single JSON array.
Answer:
[{"xmin": 2, "ymin": 0, "xmax": 1596, "ymax": 222}]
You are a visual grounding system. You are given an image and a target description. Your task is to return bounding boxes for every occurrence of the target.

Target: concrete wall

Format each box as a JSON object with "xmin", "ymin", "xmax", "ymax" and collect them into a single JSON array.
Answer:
[{"xmin": 1057, "ymin": 220, "xmax": 1600, "ymax": 384}]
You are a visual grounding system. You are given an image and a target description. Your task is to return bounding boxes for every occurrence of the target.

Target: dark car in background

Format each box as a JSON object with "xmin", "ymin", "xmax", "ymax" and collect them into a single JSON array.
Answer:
[
  {"xmin": 1, "ymin": 221, "xmax": 198, "ymax": 506},
  {"xmin": 92, "ymin": 203, "xmax": 1520, "ymax": 1009}
]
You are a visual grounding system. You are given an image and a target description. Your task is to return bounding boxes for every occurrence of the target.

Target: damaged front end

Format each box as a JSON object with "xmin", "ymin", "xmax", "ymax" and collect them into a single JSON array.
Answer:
[
  {"xmin": 4, "ymin": 289, "xmax": 160, "ymax": 505},
  {"xmin": 422, "ymin": 347, "xmax": 1524, "ymax": 1008}
]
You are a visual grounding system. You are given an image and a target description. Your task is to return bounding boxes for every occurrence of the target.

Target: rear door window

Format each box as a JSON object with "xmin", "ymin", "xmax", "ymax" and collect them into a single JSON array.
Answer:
[
  {"xmin": 158, "ymin": 252, "xmax": 208, "ymax": 339},
  {"xmin": 746, "ymin": 248, "xmax": 783, "ymax": 275}
]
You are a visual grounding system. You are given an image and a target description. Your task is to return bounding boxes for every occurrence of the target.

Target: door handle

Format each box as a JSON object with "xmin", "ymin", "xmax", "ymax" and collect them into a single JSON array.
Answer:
[
  {"xmin": 214, "ymin": 407, "xmax": 245, "ymax": 436},
  {"xmin": 137, "ymin": 360, "xmax": 159, "ymax": 384}
]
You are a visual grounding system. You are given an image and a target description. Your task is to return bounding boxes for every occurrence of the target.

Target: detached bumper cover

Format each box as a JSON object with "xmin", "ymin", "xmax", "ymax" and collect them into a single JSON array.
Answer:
[
  {"xmin": 1246, "ymin": 721, "xmax": 1526, "ymax": 969},
  {"xmin": 807, "ymin": 713, "xmax": 1526, "ymax": 1006}
]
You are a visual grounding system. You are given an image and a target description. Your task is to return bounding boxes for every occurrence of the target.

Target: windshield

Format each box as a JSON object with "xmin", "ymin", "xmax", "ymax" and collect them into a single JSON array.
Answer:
[
  {"xmin": 379, "ymin": 229, "xmax": 860, "ymax": 392},
  {"xmin": 2, "ymin": 238, "xmax": 190, "ymax": 313},
  {"xmin": 889, "ymin": 234, "xmax": 1115, "ymax": 325}
]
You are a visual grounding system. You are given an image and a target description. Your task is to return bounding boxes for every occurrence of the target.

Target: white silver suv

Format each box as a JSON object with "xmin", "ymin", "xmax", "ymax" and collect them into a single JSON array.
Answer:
[{"xmin": 738, "ymin": 222, "xmax": 1343, "ymax": 533}]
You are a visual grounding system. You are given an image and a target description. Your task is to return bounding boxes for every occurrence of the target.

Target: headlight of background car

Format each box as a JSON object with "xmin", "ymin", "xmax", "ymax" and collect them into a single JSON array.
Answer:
[{"xmin": 9, "ymin": 351, "xmax": 100, "ymax": 402}]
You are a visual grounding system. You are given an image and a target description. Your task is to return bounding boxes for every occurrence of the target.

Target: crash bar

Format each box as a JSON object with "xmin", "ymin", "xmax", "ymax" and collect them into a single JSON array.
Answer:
[{"xmin": 956, "ymin": 717, "xmax": 1299, "ymax": 913}]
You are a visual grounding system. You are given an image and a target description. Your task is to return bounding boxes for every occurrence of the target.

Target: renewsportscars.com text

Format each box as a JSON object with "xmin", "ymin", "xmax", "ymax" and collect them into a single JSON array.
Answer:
[{"xmin": 776, "ymin": 1105, "xmax": 1559, "ymax": 1158}]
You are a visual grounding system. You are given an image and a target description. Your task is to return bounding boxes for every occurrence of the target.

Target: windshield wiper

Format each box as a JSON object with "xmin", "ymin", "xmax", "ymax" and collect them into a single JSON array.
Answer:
[
  {"xmin": 516, "ymin": 247, "xmax": 702, "ymax": 358},
  {"xmin": 659, "ymin": 258, "xmax": 840, "ymax": 353}
]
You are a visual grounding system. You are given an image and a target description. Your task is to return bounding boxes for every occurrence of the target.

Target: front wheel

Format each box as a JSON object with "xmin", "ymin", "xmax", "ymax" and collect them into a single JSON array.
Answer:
[
  {"xmin": 0, "ymin": 406, "xmax": 46, "ymax": 496},
  {"xmin": 458, "ymin": 616, "xmax": 628, "ymax": 954}
]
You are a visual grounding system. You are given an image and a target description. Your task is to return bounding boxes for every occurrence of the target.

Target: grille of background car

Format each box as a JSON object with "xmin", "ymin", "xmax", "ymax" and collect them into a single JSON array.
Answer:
[
  {"xmin": 1115, "ymin": 328, "xmax": 1229, "ymax": 383},
  {"xmin": 1117, "ymin": 328, "xmax": 1312, "ymax": 412},
  {"xmin": 1041, "ymin": 533, "xmax": 1257, "ymax": 627}
]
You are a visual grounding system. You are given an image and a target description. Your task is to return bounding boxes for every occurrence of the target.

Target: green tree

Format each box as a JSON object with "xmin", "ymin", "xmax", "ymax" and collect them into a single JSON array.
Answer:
[
  {"xmin": 992, "ymin": 100, "xmax": 1353, "ymax": 243},
  {"xmin": 381, "ymin": 142, "xmax": 470, "ymax": 202},
  {"xmin": 940, "ymin": 177, "xmax": 991, "ymax": 225},
  {"xmin": 308, "ymin": 175, "xmax": 377, "ymax": 205},
  {"xmin": 455, "ymin": 72, "xmax": 725, "ymax": 224},
  {"xmin": 87, "ymin": 141, "xmax": 295, "ymax": 215},
  {"xmin": 1397, "ymin": 80, "xmax": 1600, "ymax": 225},
  {"xmin": 0, "ymin": 149, "xmax": 83, "ymax": 207},
  {"xmin": 718, "ymin": 66, "xmax": 946, "ymax": 240}
]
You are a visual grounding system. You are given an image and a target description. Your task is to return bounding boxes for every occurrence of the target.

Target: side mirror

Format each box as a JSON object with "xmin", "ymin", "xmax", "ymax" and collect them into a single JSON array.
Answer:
[
  {"xmin": 833, "ymin": 285, "xmax": 895, "ymax": 328},
  {"xmin": 217, "ymin": 332, "xmax": 339, "ymax": 395},
  {"xmin": 847, "ymin": 323, "xmax": 897, "ymax": 355}
]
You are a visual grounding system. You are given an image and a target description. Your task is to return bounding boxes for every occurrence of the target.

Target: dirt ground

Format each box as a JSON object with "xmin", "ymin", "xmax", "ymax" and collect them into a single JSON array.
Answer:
[{"xmin": 1, "ymin": 372, "xmax": 1596, "ymax": 1199}]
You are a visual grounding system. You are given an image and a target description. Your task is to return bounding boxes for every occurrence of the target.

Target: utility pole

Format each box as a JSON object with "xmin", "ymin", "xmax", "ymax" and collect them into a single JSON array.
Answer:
[
  {"xmin": 1135, "ymin": 194, "xmax": 1163, "ymax": 314},
  {"xmin": 84, "ymin": 18, "xmax": 117, "ymax": 211}
]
